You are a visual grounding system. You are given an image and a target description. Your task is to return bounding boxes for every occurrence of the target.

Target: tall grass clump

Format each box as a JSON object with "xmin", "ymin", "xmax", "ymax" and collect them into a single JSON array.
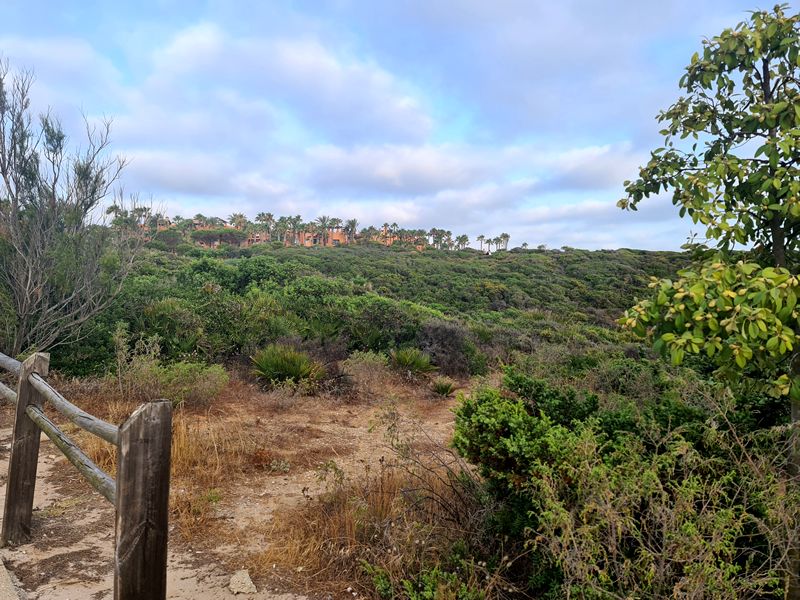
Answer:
[
  {"xmin": 389, "ymin": 347, "xmax": 436, "ymax": 377},
  {"xmin": 431, "ymin": 376, "xmax": 457, "ymax": 397},
  {"xmin": 251, "ymin": 343, "xmax": 324, "ymax": 385}
]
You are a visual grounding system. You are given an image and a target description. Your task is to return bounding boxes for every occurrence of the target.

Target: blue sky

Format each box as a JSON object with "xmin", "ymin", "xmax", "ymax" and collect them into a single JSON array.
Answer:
[{"xmin": 0, "ymin": 0, "xmax": 764, "ymax": 249}]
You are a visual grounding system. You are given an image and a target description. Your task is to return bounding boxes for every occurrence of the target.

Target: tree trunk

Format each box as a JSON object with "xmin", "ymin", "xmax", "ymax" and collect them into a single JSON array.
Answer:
[
  {"xmin": 772, "ymin": 213, "xmax": 787, "ymax": 268},
  {"xmin": 790, "ymin": 355, "xmax": 800, "ymax": 600}
]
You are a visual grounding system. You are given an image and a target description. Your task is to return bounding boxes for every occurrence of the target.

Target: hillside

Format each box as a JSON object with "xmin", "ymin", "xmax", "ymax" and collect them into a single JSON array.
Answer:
[{"xmin": 52, "ymin": 244, "xmax": 686, "ymax": 376}]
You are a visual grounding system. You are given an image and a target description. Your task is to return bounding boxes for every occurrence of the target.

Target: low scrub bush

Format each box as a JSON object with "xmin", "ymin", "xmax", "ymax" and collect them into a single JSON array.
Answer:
[
  {"xmin": 341, "ymin": 351, "xmax": 392, "ymax": 402},
  {"xmin": 453, "ymin": 378, "xmax": 800, "ymax": 597},
  {"xmin": 111, "ymin": 323, "xmax": 228, "ymax": 407},
  {"xmin": 416, "ymin": 319, "xmax": 474, "ymax": 377},
  {"xmin": 389, "ymin": 347, "xmax": 436, "ymax": 377},
  {"xmin": 251, "ymin": 343, "xmax": 324, "ymax": 385},
  {"xmin": 157, "ymin": 361, "xmax": 228, "ymax": 408}
]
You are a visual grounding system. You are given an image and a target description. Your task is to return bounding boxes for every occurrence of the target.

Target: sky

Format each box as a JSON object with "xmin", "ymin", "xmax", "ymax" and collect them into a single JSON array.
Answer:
[{"xmin": 0, "ymin": 0, "xmax": 767, "ymax": 249}]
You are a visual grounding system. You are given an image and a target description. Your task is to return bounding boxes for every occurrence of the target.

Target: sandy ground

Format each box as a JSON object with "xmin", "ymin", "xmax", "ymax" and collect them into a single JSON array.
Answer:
[{"xmin": 0, "ymin": 379, "xmax": 458, "ymax": 599}]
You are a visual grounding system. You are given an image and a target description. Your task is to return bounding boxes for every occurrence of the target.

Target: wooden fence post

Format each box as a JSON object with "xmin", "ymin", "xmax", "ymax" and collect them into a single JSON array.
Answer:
[
  {"xmin": 114, "ymin": 400, "xmax": 172, "ymax": 600},
  {"xmin": 1, "ymin": 353, "xmax": 49, "ymax": 546}
]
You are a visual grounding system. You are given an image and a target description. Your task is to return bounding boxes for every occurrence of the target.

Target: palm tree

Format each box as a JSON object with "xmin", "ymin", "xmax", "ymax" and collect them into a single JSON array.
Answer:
[
  {"xmin": 316, "ymin": 215, "xmax": 332, "ymax": 245},
  {"xmin": 477, "ymin": 235, "xmax": 485, "ymax": 251},
  {"xmin": 456, "ymin": 234, "xmax": 469, "ymax": 250},
  {"xmin": 344, "ymin": 218, "xmax": 359, "ymax": 243},
  {"xmin": 274, "ymin": 216, "xmax": 289, "ymax": 243},
  {"xmin": 500, "ymin": 232, "xmax": 510, "ymax": 250},
  {"xmin": 229, "ymin": 213, "xmax": 249, "ymax": 230},
  {"xmin": 255, "ymin": 212, "xmax": 274, "ymax": 233},
  {"xmin": 485, "ymin": 239, "xmax": 493, "ymax": 253},
  {"xmin": 492, "ymin": 236, "xmax": 502, "ymax": 251}
]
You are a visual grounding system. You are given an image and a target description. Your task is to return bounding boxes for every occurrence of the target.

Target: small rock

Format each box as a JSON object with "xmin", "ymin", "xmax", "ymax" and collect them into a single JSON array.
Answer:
[{"xmin": 229, "ymin": 569, "xmax": 257, "ymax": 594}]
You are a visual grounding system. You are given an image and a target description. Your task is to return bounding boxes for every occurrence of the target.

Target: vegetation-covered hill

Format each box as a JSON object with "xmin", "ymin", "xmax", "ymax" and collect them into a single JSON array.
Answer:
[{"xmin": 50, "ymin": 243, "xmax": 686, "ymax": 376}]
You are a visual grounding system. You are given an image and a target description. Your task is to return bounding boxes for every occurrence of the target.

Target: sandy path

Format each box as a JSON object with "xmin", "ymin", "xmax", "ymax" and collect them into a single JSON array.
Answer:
[
  {"xmin": 0, "ymin": 407, "xmax": 307, "ymax": 599},
  {"xmin": 0, "ymin": 388, "xmax": 458, "ymax": 599}
]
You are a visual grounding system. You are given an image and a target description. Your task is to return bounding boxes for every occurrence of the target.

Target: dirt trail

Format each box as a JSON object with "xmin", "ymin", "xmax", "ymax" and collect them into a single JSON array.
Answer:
[{"xmin": 0, "ymin": 388, "xmax": 458, "ymax": 599}]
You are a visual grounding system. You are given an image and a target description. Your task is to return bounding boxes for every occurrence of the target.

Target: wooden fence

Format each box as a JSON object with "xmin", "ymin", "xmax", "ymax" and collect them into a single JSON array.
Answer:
[{"xmin": 0, "ymin": 351, "xmax": 171, "ymax": 600}]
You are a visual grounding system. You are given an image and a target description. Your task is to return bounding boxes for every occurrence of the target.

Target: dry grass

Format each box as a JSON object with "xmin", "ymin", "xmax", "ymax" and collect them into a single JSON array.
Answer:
[
  {"xmin": 248, "ymin": 445, "xmax": 502, "ymax": 598},
  {"xmin": 46, "ymin": 359, "xmax": 472, "ymax": 577}
]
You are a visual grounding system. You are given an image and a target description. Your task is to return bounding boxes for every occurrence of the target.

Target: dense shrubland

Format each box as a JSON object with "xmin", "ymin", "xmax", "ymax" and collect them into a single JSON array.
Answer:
[
  {"xmin": 33, "ymin": 239, "xmax": 795, "ymax": 597},
  {"xmin": 47, "ymin": 243, "xmax": 684, "ymax": 379}
]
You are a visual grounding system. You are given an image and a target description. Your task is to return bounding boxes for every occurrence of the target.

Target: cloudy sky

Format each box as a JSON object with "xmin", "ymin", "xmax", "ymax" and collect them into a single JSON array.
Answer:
[{"xmin": 0, "ymin": 0, "xmax": 762, "ymax": 249}]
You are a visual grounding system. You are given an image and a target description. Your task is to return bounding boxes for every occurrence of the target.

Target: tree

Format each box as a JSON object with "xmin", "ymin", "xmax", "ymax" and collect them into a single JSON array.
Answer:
[
  {"xmin": 255, "ymin": 211, "xmax": 274, "ymax": 235},
  {"xmin": 618, "ymin": 7, "xmax": 800, "ymax": 594},
  {"xmin": 152, "ymin": 228, "xmax": 182, "ymax": 252},
  {"xmin": 190, "ymin": 227, "xmax": 246, "ymax": 247},
  {"xmin": 228, "ymin": 212, "xmax": 249, "ymax": 230},
  {"xmin": 316, "ymin": 215, "xmax": 332, "ymax": 245},
  {"xmin": 477, "ymin": 235, "xmax": 485, "ymax": 251},
  {"xmin": 344, "ymin": 218, "xmax": 359, "ymax": 242},
  {"xmin": 0, "ymin": 62, "xmax": 145, "ymax": 356},
  {"xmin": 500, "ymin": 232, "xmax": 510, "ymax": 250}
]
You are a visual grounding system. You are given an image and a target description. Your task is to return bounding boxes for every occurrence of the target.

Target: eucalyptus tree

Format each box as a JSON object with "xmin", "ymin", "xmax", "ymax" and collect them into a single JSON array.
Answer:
[
  {"xmin": 619, "ymin": 7, "xmax": 800, "ymax": 593},
  {"xmin": 0, "ymin": 62, "xmax": 145, "ymax": 355}
]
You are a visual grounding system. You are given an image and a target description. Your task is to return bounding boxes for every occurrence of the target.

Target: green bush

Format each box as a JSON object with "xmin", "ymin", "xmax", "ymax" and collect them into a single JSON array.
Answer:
[
  {"xmin": 502, "ymin": 367, "xmax": 598, "ymax": 425},
  {"xmin": 251, "ymin": 344, "xmax": 324, "ymax": 384},
  {"xmin": 389, "ymin": 347, "xmax": 436, "ymax": 376},
  {"xmin": 453, "ymin": 375, "xmax": 797, "ymax": 598},
  {"xmin": 157, "ymin": 361, "xmax": 228, "ymax": 407}
]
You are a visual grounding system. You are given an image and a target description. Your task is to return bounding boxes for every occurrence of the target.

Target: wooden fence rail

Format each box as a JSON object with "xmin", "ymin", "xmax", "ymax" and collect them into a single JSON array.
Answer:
[{"xmin": 0, "ymin": 351, "xmax": 172, "ymax": 600}]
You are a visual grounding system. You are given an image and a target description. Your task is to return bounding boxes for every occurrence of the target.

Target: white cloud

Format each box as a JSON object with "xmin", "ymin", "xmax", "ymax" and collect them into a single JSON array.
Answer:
[{"xmin": 142, "ymin": 24, "xmax": 433, "ymax": 144}]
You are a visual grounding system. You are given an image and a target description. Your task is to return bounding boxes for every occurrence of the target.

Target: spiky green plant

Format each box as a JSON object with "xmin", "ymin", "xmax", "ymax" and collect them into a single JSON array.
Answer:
[{"xmin": 251, "ymin": 344, "xmax": 324, "ymax": 384}]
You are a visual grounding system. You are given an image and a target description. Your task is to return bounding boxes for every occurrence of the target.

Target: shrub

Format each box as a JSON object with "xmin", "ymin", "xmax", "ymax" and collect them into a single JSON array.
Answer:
[
  {"xmin": 157, "ymin": 361, "xmax": 228, "ymax": 408},
  {"xmin": 110, "ymin": 323, "xmax": 227, "ymax": 407},
  {"xmin": 389, "ymin": 347, "xmax": 436, "ymax": 376},
  {"xmin": 143, "ymin": 298, "xmax": 204, "ymax": 359},
  {"xmin": 415, "ymin": 319, "xmax": 471, "ymax": 377},
  {"xmin": 502, "ymin": 367, "xmax": 598, "ymax": 425},
  {"xmin": 431, "ymin": 376, "xmax": 457, "ymax": 397},
  {"xmin": 453, "ymin": 379, "xmax": 799, "ymax": 598},
  {"xmin": 341, "ymin": 351, "xmax": 391, "ymax": 402},
  {"xmin": 251, "ymin": 344, "xmax": 324, "ymax": 385}
]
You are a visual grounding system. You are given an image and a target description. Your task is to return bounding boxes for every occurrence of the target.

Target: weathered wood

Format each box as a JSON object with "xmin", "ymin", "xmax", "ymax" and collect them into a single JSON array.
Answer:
[
  {"xmin": 29, "ymin": 373, "xmax": 119, "ymax": 445},
  {"xmin": 24, "ymin": 405, "xmax": 116, "ymax": 504},
  {"xmin": 0, "ymin": 352, "xmax": 21, "ymax": 377},
  {"xmin": 1, "ymin": 353, "xmax": 49, "ymax": 545},
  {"xmin": 0, "ymin": 382, "xmax": 16, "ymax": 405},
  {"xmin": 114, "ymin": 400, "xmax": 172, "ymax": 600}
]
